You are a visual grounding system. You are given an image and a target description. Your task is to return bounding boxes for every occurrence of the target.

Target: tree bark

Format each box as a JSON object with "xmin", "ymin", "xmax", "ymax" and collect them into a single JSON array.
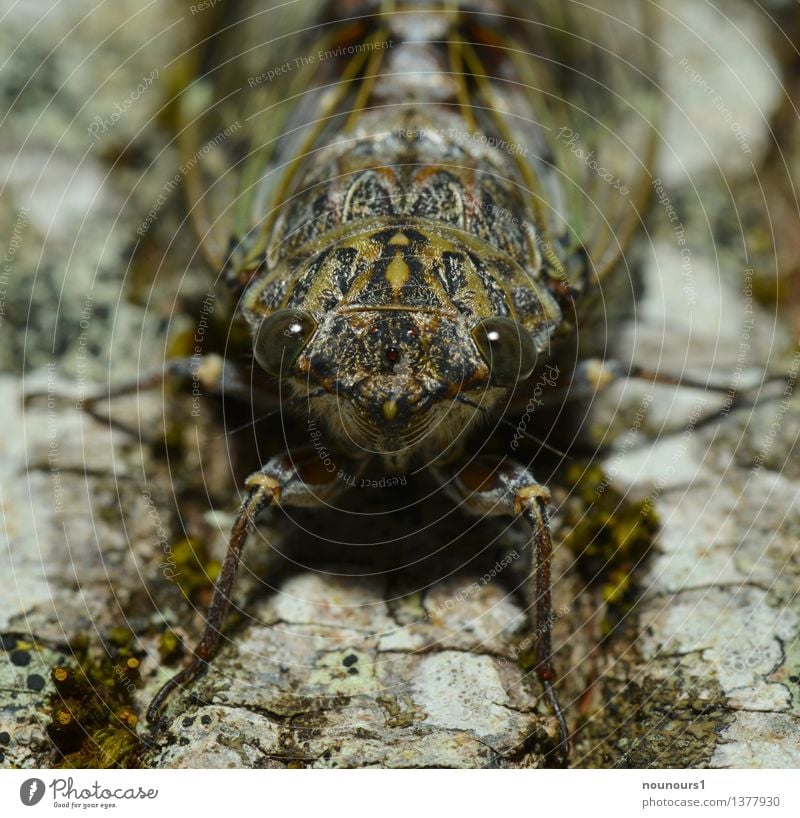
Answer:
[{"xmin": 1, "ymin": 0, "xmax": 798, "ymax": 770}]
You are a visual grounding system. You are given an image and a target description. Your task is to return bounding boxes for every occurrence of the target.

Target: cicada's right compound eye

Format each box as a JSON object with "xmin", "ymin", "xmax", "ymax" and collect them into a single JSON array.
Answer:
[{"xmin": 253, "ymin": 308, "xmax": 317, "ymax": 377}]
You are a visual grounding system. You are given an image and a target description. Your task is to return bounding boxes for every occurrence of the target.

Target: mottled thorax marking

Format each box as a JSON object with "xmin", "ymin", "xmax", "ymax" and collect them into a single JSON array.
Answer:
[{"xmin": 386, "ymin": 251, "xmax": 411, "ymax": 295}]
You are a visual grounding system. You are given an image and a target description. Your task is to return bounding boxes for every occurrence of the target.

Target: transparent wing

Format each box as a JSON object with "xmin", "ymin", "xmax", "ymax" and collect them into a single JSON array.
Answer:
[{"xmin": 463, "ymin": 0, "xmax": 661, "ymax": 289}]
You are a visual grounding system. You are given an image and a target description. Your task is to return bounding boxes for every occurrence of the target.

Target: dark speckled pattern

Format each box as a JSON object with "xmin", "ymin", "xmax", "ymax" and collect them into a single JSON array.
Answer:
[{"xmin": 231, "ymin": 0, "xmax": 650, "ymax": 462}]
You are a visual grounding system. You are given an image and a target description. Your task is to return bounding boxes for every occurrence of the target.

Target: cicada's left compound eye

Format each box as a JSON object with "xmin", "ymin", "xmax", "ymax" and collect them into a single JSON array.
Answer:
[
  {"xmin": 253, "ymin": 308, "xmax": 317, "ymax": 377},
  {"xmin": 471, "ymin": 316, "xmax": 538, "ymax": 387}
]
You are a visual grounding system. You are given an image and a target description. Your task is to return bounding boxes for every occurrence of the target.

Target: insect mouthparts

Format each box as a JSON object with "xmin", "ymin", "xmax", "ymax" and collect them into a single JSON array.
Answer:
[{"xmin": 382, "ymin": 398, "xmax": 399, "ymax": 421}]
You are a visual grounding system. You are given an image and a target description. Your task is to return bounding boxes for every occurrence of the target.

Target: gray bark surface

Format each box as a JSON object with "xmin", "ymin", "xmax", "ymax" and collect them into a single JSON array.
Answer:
[{"xmin": 1, "ymin": 0, "xmax": 798, "ymax": 769}]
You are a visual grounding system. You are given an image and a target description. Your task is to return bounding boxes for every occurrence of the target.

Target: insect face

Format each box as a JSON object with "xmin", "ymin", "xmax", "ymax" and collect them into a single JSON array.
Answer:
[
  {"xmin": 298, "ymin": 309, "xmax": 483, "ymax": 456},
  {"xmin": 249, "ymin": 223, "xmax": 546, "ymax": 461}
]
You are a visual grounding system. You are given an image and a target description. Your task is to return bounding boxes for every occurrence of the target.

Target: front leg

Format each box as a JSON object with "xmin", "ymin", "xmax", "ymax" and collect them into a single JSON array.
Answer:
[
  {"xmin": 76, "ymin": 354, "xmax": 276, "ymax": 413},
  {"xmin": 146, "ymin": 447, "xmax": 361, "ymax": 726},
  {"xmin": 433, "ymin": 456, "xmax": 569, "ymax": 766},
  {"xmin": 24, "ymin": 354, "xmax": 277, "ymax": 442}
]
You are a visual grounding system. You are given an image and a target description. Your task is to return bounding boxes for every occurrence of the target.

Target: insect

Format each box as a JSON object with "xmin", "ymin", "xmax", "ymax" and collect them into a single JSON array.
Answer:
[{"xmin": 143, "ymin": 0, "xmax": 658, "ymax": 765}]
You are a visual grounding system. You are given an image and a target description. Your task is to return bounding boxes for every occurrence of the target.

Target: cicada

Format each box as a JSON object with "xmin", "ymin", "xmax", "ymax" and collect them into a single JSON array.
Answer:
[{"xmin": 145, "ymin": 0, "xmax": 658, "ymax": 764}]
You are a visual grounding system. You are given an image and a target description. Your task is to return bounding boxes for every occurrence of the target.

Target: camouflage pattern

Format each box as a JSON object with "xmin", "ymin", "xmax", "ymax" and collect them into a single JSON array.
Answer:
[{"xmin": 211, "ymin": 1, "xmax": 653, "ymax": 466}]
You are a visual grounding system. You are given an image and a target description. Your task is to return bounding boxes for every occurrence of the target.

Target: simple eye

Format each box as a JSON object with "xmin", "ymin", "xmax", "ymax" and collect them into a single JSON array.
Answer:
[
  {"xmin": 472, "ymin": 317, "xmax": 538, "ymax": 387},
  {"xmin": 253, "ymin": 309, "xmax": 317, "ymax": 377}
]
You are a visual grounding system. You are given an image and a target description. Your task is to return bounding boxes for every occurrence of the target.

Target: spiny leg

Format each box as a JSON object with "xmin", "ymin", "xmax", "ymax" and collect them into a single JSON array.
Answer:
[
  {"xmin": 76, "ymin": 354, "xmax": 269, "ymax": 412},
  {"xmin": 24, "ymin": 354, "xmax": 276, "ymax": 442},
  {"xmin": 146, "ymin": 473, "xmax": 276, "ymax": 725},
  {"xmin": 146, "ymin": 447, "xmax": 358, "ymax": 726},
  {"xmin": 434, "ymin": 457, "xmax": 570, "ymax": 765},
  {"xmin": 508, "ymin": 356, "xmax": 789, "ymax": 418},
  {"xmin": 516, "ymin": 486, "xmax": 569, "ymax": 766},
  {"xmin": 24, "ymin": 353, "xmax": 267, "ymax": 411}
]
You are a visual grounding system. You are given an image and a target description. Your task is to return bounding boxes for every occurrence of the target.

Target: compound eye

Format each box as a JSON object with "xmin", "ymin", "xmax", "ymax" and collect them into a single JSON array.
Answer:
[
  {"xmin": 472, "ymin": 317, "xmax": 538, "ymax": 387},
  {"xmin": 253, "ymin": 309, "xmax": 317, "ymax": 377}
]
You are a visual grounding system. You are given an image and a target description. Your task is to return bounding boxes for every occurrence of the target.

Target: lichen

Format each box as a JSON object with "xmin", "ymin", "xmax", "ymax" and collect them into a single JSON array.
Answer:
[
  {"xmin": 377, "ymin": 694, "xmax": 418, "ymax": 729},
  {"xmin": 575, "ymin": 672, "xmax": 733, "ymax": 768}
]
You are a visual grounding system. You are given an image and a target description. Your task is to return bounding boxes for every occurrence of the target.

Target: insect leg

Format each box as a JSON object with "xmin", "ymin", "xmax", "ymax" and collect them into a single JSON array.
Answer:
[
  {"xmin": 146, "ymin": 448, "xmax": 357, "ymax": 725},
  {"xmin": 511, "ymin": 358, "xmax": 788, "ymax": 414},
  {"xmin": 518, "ymin": 487, "xmax": 570, "ymax": 768},
  {"xmin": 25, "ymin": 355, "xmax": 274, "ymax": 439},
  {"xmin": 572, "ymin": 357, "xmax": 792, "ymax": 404},
  {"xmin": 433, "ymin": 457, "xmax": 570, "ymax": 765},
  {"xmin": 80, "ymin": 354, "xmax": 264, "ymax": 410},
  {"xmin": 626, "ymin": 362, "xmax": 791, "ymax": 404},
  {"xmin": 145, "ymin": 472, "xmax": 276, "ymax": 725}
]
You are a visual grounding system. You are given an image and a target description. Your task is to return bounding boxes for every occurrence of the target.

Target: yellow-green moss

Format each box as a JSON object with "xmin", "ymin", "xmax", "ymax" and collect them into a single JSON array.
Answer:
[
  {"xmin": 157, "ymin": 629, "xmax": 184, "ymax": 664},
  {"xmin": 170, "ymin": 537, "xmax": 221, "ymax": 603},
  {"xmin": 560, "ymin": 464, "xmax": 660, "ymax": 632},
  {"xmin": 46, "ymin": 631, "xmax": 144, "ymax": 768}
]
